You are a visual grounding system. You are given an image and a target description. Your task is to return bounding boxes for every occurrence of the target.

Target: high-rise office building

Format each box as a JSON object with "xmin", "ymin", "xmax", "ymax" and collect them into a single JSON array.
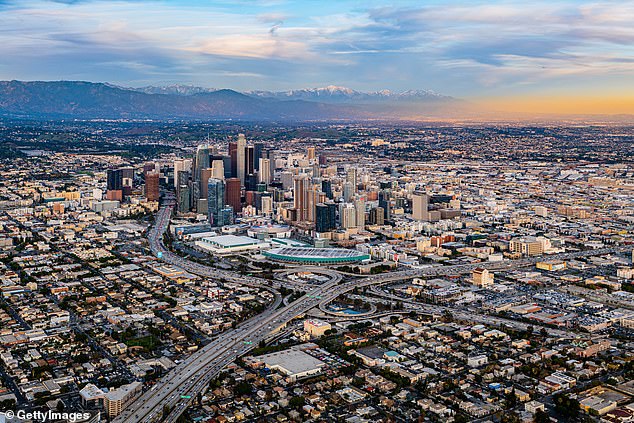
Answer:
[
  {"xmin": 173, "ymin": 159, "xmax": 192, "ymax": 188},
  {"xmin": 261, "ymin": 195, "xmax": 273, "ymax": 216},
  {"xmin": 194, "ymin": 144, "xmax": 211, "ymax": 184},
  {"xmin": 225, "ymin": 178, "xmax": 242, "ymax": 215},
  {"xmin": 322, "ymin": 180, "xmax": 333, "ymax": 199},
  {"xmin": 145, "ymin": 171, "xmax": 160, "ymax": 202},
  {"xmin": 259, "ymin": 158, "xmax": 271, "ymax": 184},
  {"xmin": 228, "ymin": 142, "xmax": 238, "ymax": 178},
  {"xmin": 236, "ymin": 133, "xmax": 246, "ymax": 186},
  {"xmin": 207, "ymin": 178, "xmax": 225, "ymax": 227},
  {"xmin": 107, "ymin": 168, "xmax": 123, "ymax": 191},
  {"xmin": 346, "ymin": 167, "xmax": 358, "ymax": 193},
  {"xmin": 369, "ymin": 207, "xmax": 385, "ymax": 225},
  {"xmin": 246, "ymin": 145, "xmax": 255, "ymax": 176},
  {"xmin": 220, "ymin": 206, "xmax": 234, "ymax": 226},
  {"xmin": 412, "ymin": 191, "xmax": 429, "ymax": 221},
  {"xmin": 281, "ymin": 171, "xmax": 294, "ymax": 190},
  {"xmin": 343, "ymin": 181, "xmax": 354, "ymax": 203},
  {"xmin": 268, "ymin": 150, "xmax": 276, "ymax": 177},
  {"xmin": 200, "ymin": 168, "xmax": 213, "ymax": 199},
  {"xmin": 316, "ymin": 202, "xmax": 337, "ymax": 233},
  {"xmin": 355, "ymin": 198, "xmax": 366, "ymax": 228},
  {"xmin": 379, "ymin": 189, "xmax": 391, "ymax": 221},
  {"xmin": 177, "ymin": 185, "xmax": 191, "ymax": 213},
  {"xmin": 245, "ymin": 174, "xmax": 258, "ymax": 192},
  {"xmin": 120, "ymin": 167, "xmax": 134, "ymax": 188},
  {"xmin": 107, "ymin": 167, "xmax": 134, "ymax": 201},
  {"xmin": 211, "ymin": 160, "xmax": 224, "ymax": 180},
  {"xmin": 176, "ymin": 170, "xmax": 192, "ymax": 212},
  {"xmin": 307, "ymin": 147, "xmax": 316, "ymax": 161},
  {"xmin": 340, "ymin": 203, "xmax": 356, "ymax": 229},
  {"xmin": 254, "ymin": 142, "xmax": 264, "ymax": 171},
  {"xmin": 293, "ymin": 174, "xmax": 311, "ymax": 222},
  {"xmin": 222, "ymin": 156, "xmax": 232, "ymax": 180}
]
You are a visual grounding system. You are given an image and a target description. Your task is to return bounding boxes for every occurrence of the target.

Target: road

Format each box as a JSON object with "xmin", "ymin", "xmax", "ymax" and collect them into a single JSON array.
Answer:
[{"xmin": 115, "ymin": 201, "xmax": 629, "ymax": 422}]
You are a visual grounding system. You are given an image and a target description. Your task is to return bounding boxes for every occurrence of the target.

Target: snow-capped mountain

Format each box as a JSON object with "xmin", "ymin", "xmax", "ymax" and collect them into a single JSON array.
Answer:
[
  {"xmin": 124, "ymin": 84, "xmax": 450, "ymax": 103},
  {"xmin": 246, "ymin": 85, "xmax": 450, "ymax": 103},
  {"xmin": 132, "ymin": 84, "xmax": 220, "ymax": 96}
]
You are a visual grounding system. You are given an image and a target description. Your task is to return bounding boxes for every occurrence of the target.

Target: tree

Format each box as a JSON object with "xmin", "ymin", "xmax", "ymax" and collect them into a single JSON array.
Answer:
[
  {"xmin": 501, "ymin": 412, "xmax": 521, "ymax": 423},
  {"xmin": 553, "ymin": 393, "xmax": 580, "ymax": 421},
  {"xmin": 505, "ymin": 387, "xmax": 517, "ymax": 409},
  {"xmin": 534, "ymin": 409, "xmax": 550, "ymax": 423},
  {"xmin": 234, "ymin": 381, "xmax": 252, "ymax": 396},
  {"xmin": 289, "ymin": 396, "xmax": 305, "ymax": 409}
]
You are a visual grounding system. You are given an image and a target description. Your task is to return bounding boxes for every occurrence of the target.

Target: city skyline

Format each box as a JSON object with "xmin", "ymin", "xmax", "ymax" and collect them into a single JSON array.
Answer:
[{"xmin": 1, "ymin": 0, "xmax": 634, "ymax": 115}]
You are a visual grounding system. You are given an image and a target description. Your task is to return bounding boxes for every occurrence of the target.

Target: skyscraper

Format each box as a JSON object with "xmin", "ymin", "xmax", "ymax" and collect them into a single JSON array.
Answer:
[
  {"xmin": 222, "ymin": 156, "xmax": 232, "ymax": 180},
  {"xmin": 293, "ymin": 174, "xmax": 310, "ymax": 222},
  {"xmin": 343, "ymin": 181, "xmax": 354, "ymax": 203},
  {"xmin": 107, "ymin": 169, "xmax": 123, "ymax": 191},
  {"xmin": 173, "ymin": 159, "xmax": 192, "ymax": 188},
  {"xmin": 107, "ymin": 167, "xmax": 133, "ymax": 201},
  {"xmin": 178, "ymin": 185, "xmax": 191, "ymax": 213},
  {"xmin": 346, "ymin": 167, "xmax": 357, "ymax": 193},
  {"xmin": 211, "ymin": 160, "xmax": 224, "ymax": 180},
  {"xmin": 259, "ymin": 158, "xmax": 271, "ymax": 184},
  {"xmin": 369, "ymin": 207, "xmax": 385, "ymax": 225},
  {"xmin": 261, "ymin": 195, "xmax": 273, "ymax": 217},
  {"xmin": 200, "ymin": 168, "xmax": 213, "ymax": 199},
  {"xmin": 225, "ymin": 177, "xmax": 242, "ymax": 215},
  {"xmin": 177, "ymin": 170, "xmax": 192, "ymax": 213},
  {"xmin": 315, "ymin": 202, "xmax": 337, "ymax": 233},
  {"xmin": 355, "ymin": 198, "xmax": 366, "ymax": 228},
  {"xmin": 194, "ymin": 144, "xmax": 211, "ymax": 184},
  {"xmin": 307, "ymin": 147, "xmax": 316, "ymax": 161},
  {"xmin": 340, "ymin": 203, "xmax": 356, "ymax": 229},
  {"xmin": 207, "ymin": 178, "xmax": 225, "ymax": 227},
  {"xmin": 268, "ymin": 150, "xmax": 276, "ymax": 177},
  {"xmin": 229, "ymin": 141, "xmax": 238, "ymax": 178},
  {"xmin": 322, "ymin": 180, "xmax": 333, "ymax": 199},
  {"xmin": 254, "ymin": 142, "xmax": 264, "ymax": 171},
  {"xmin": 145, "ymin": 171, "xmax": 159, "ymax": 202},
  {"xmin": 246, "ymin": 145, "xmax": 255, "ymax": 176},
  {"xmin": 412, "ymin": 191, "xmax": 429, "ymax": 221},
  {"xmin": 236, "ymin": 133, "xmax": 246, "ymax": 186},
  {"xmin": 379, "ymin": 189, "xmax": 391, "ymax": 221}
]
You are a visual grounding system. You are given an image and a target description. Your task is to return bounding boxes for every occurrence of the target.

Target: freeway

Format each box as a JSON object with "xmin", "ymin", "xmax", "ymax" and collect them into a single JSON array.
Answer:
[
  {"xmin": 115, "ymin": 202, "xmax": 341, "ymax": 423},
  {"xmin": 116, "ymin": 201, "xmax": 629, "ymax": 422}
]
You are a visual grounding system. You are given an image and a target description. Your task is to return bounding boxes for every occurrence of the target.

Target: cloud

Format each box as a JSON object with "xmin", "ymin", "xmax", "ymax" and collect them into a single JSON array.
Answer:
[{"xmin": 0, "ymin": 0, "xmax": 632, "ymax": 97}]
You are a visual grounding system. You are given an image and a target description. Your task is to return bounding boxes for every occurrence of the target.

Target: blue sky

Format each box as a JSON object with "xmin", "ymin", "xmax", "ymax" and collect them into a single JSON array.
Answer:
[{"xmin": 1, "ymin": 0, "xmax": 634, "ymax": 100}]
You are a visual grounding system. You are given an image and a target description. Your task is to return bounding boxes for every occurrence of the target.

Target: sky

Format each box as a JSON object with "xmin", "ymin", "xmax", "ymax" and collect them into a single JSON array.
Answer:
[{"xmin": 1, "ymin": 0, "xmax": 634, "ymax": 114}]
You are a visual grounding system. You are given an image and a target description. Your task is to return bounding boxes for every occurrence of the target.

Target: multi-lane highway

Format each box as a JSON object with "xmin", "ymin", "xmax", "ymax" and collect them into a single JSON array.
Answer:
[{"xmin": 116, "ymin": 202, "xmax": 629, "ymax": 422}]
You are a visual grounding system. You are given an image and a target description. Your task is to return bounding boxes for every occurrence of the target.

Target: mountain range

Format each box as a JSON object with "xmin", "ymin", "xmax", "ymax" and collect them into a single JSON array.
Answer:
[
  {"xmin": 0, "ymin": 81, "xmax": 456, "ymax": 120},
  {"xmin": 131, "ymin": 84, "xmax": 449, "ymax": 103}
]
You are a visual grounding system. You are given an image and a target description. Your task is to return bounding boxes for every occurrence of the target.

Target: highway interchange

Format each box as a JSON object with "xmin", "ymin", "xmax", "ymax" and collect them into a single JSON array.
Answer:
[{"xmin": 115, "ymin": 202, "xmax": 630, "ymax": 423}]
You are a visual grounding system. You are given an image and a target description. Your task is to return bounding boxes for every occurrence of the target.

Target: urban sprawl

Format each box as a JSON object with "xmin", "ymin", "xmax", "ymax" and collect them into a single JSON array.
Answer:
[{"xmin": 0, "ymin": 121, "xmax": 633, "ymax": 423}]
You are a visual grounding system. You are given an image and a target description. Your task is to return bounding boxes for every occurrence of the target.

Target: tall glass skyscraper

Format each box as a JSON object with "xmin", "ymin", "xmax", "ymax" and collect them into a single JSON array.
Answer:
[{"xmin": 207, "ymin": 178, "xmax": 225, "ymax": 227}]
